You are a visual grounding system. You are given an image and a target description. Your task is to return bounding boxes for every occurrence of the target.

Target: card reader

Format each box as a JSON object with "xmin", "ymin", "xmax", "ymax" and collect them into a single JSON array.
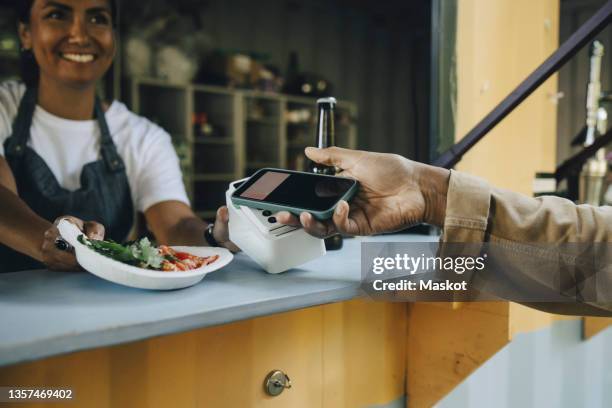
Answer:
[{"xmin": 226, "ymin": 179, "xmax": 326, "ymax": 274}]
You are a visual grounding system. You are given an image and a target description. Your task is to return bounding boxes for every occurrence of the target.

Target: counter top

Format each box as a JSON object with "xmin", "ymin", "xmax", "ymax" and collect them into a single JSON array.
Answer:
[{"xmin": 0, "ymin": 234, "xmax": 435, "ymax": 367}]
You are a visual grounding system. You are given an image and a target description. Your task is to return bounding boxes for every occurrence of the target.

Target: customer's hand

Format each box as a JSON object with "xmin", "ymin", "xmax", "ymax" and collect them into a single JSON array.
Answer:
[
  {"xmin": 41, "ymin": 216, "xmax": 105, "ymax": 271},
  {"xmin": 276, "ymin": 147, "xmax": 450, "ymax": 238},
  {"xmin": 212, "ymin": 206, "xmax": 240, "ymax": 252}
]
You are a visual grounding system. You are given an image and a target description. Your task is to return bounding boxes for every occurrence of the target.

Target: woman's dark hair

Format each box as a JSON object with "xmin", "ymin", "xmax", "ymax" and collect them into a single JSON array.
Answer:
[{"xmin": 16, "ymin": 0, "xmax": 119, "ymax": 87}]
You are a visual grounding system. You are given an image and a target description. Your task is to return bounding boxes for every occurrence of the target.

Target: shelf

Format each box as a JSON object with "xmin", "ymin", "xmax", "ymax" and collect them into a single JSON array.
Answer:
[
  {"xmin": 286, "ymin": 122, "xmax": 352, "ymax": 130},
  {"xmin": 246, "ymin": 118, "xmax": 279, "ymax": 125},
  {"xmin": 193, "ymin": 137, "xmax": 234, "ymax": 145},
  {"xmin": 133, "ymin": 77, "xmax": 190, "ymax": 90},
  {"xmin": 287, "ymin": 122, "xmax": 313, "ymax": 128},
  {"xmin": 192, "ymin": 174, "xmax": 236, "ymax": 182},
  {"xmin": 242, "ymin": 90, "xmax": 285, "ymax": 100},
  {"xmin": 129, "ymin": 77, "xmax": 357, "ymax": 213},
  {"xmin": 192, "ymin": 83, "xmax": 236, "ymax": 95}
]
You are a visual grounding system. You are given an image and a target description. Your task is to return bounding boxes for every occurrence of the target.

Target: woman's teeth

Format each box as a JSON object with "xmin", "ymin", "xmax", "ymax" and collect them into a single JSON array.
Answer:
[{"xmin": 61, "ymin": 53, "xmax": 95, "ymax": 63}]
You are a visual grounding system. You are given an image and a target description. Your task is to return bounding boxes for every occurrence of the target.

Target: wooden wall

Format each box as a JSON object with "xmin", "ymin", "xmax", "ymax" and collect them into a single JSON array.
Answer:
[
  {"xmin": 454, "ymin": 0, "xmax": 565, "ymax": 353},
  {"xmin": 453, "ymin": 0, "xmax": 559, "ymax": 195}
]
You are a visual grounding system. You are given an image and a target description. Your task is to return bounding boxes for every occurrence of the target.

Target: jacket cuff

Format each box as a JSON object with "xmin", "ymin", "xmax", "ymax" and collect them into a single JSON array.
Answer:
[{"xmin": 441, "ymin": 170, "xmax": 492, "ymax": 243}]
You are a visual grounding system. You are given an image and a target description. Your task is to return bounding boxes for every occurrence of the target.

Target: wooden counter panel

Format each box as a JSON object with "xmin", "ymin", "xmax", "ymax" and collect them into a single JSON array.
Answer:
[
  {"xmin": 406, "ymin": 302, "xmax": 509, "ymax": 408},
  {"xmin": 0, "ymin": 300, "xmax": 406, "ymax": 408}
]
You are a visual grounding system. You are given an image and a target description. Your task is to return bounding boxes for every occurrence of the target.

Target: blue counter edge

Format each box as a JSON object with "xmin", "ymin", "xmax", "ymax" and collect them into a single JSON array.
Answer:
[{"xmin": 1, "ymin": 286, "xmax": 363, "ymax": 367}]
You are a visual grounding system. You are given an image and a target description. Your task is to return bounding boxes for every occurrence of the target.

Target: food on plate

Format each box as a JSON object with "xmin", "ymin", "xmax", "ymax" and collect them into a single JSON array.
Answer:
[
  {"xmin": 158, "ymin": 245, "xmax": 219, "ymax": 271},
  {"xmin": 77, "ymin": 235, "xmax": 219, "ymax": 272}
]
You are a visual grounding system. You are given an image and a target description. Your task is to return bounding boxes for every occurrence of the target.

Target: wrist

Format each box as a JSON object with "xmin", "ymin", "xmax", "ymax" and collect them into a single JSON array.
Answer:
[
  {"xmin": 419, "ymin": 164, "xmax": 450, "ymax": 227},
  {"xmin": 203, "ymin": 223, "xmax": 220, "ymax": 247},
  {"xmin": 35, "ymin": 221, "xmax": 53, "ymax": 262}
]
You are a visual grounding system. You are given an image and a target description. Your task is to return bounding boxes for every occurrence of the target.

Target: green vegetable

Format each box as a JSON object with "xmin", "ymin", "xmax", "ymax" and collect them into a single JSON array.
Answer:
[
  {"xmin": 129, "ymin": 237, "xmax": 164, "ymax": 269},
  {"xmin": 78, "ymin": 235, "xmax": 165, "ymax": 269}
]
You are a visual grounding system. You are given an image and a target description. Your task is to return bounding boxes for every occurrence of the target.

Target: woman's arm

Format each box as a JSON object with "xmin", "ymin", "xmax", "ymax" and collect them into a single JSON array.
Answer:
[
  {"xmin": 144, "ymin": 201, "xmax": 239, "ymax": 251},
  {"xmin": 144, "ymin": 201, "xmax": 206, "ymax": 246},
  {"xmin": 0, "ymin": 156, "xmax": 50, "ymax": 261},
  {"xmin": 0, "ymin": 156, "xmax": 105, "ymax": 270}
]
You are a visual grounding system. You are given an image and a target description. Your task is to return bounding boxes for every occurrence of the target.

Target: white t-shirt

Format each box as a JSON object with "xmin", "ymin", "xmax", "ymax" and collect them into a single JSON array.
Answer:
[{"xmin": 0, "ymin": 81, "xmax": 189, "ymax": 213}]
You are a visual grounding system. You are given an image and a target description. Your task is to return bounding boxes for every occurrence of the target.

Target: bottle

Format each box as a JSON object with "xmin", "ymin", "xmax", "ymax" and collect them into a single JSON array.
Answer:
[
  {"xmin": 310, "ymin": 97, "xmax": 338, "ymax": 175},
  {"xmin": 310, "ymin": 97, "xmax": 343, "ymax": 250},
  {"xmin": 580, "ymin": 41, "xmax": 607, "ymax": 205},
  {"xmin": 284, "ymin": 51, "xmax": 300, "ymax": 95}
]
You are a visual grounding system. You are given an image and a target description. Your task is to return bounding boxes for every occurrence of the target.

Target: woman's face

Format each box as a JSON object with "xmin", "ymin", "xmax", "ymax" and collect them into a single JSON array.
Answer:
[{"xmin": 19, "ymin": 0, "xmax": 115, "ymax": 88}]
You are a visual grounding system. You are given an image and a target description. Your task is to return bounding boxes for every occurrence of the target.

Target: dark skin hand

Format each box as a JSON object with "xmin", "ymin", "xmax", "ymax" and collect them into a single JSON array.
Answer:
[
  {"xmin": 0, "ymin": 195, "xmax": 238, "ymax": 272},
  {"xmin": 276, "ymin": 147, "xmax": 451, "ymax": 238},
  {"xmin": 40, "ymin": 201, "xmax": 239, "ymax": 272},
  {"xmin": 144, "ymin": 201, "xmax": 239, "ymax": 253},
  {"xmin": 0, "ymin": 156, "xmax": 106, "ymax": 271},
  {"xmin": 42, "ymin": 216, "xmax": 105, "ymax": 271}
]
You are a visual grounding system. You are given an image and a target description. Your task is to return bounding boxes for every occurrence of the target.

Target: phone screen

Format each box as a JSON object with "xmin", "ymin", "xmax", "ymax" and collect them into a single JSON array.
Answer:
[{"xmin": 234, "ymin": 169, "xmax": 356, "ymax": 212}]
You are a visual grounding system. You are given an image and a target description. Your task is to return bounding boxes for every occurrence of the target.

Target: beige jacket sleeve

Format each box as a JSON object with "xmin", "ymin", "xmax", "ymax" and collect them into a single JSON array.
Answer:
[{"xmin": 441, "ymin": 170, "xmax": 612, "ymax": 316}]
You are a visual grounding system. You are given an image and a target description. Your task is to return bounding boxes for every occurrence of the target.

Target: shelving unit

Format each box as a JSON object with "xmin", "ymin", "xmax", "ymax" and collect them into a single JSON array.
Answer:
[{"xmin": 126, "ymin": 77, "xmax": 357, "ymax": 220}]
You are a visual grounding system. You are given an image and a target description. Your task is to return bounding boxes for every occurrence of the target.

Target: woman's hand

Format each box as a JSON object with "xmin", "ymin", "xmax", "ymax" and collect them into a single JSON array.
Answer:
[
  {"xmin": 276, "ymin": 147, "xmax": 450, "ymax": 238},
  {"xmin": 41, "ymin": 216, "xmax": 105, "ymax": 271},
  {"xmin": 212, "ymin": 206, "xmax": 240, "ymax": 253}
]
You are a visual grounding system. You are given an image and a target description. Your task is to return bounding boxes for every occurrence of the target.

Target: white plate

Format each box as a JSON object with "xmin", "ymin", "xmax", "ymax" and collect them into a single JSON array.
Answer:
[{"xmin": 57, "ymin": 219, "xmax": 233, "ymax": 290}]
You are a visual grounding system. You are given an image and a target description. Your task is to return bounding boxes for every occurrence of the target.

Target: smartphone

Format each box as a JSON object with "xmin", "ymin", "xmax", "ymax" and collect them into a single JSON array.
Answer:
[{"xmin": 231, "ymin": 168, "xmax": 359, "ymax": 220}]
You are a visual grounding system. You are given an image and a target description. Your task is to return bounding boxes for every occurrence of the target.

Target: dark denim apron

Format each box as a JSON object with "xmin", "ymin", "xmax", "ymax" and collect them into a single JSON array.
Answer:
[{"xmin": 0, "ymin": 87, "xmax": 133, "ymax": 272}]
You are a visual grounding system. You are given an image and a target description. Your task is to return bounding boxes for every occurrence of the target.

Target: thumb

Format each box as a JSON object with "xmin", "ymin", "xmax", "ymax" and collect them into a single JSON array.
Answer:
[
  {"xmin": 83, "ymin": 221, "xmax": 105, "ymax": 240},
  {"xmin": 305, "ymin": 146, "xmax": 357, "ymax": 170},
  {"xmin": 216, "ymin": 206, "xmax": 229, "ymax": 224}
]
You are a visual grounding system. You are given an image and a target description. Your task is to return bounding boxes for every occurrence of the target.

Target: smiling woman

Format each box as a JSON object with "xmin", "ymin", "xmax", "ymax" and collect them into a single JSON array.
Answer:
[
  {"xmin": 0, "ymin": 0, "xmax": 238, "ymax": 274},
  {"xmin": 16, "ymin": 0, "xmax": 118, "ymax": 89}
]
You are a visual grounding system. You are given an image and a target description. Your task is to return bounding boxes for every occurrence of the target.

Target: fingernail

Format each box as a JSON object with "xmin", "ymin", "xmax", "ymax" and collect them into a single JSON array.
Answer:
[{"xmin": 335, "ymin": 203, "xmax": 343, "ymax": 215}]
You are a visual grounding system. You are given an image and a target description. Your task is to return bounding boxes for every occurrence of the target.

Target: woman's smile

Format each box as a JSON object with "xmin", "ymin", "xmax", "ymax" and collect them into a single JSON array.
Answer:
[{"xmin": 59, "ymin": 52, "xmax": 96, "ymax": 63}]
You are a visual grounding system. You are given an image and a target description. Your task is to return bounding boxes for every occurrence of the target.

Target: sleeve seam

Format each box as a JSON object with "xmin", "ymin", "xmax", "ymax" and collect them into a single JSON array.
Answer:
[{"xmin": 445, "ymin": 218, "xmax": 488, "ymax": 230}]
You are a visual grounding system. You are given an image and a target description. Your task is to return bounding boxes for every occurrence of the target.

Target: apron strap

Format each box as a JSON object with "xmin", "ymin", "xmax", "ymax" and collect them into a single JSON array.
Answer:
[
  {"xmin": 94, "ymin": 97, "xmax": 125, "ymax": 173},
  {"xmin": 5, "ymin": 87, "xmax": 37, "ymax": 157},
  {"xmin": 6, "ymin": 88, "xmax": 125, "ymax": 173}
]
